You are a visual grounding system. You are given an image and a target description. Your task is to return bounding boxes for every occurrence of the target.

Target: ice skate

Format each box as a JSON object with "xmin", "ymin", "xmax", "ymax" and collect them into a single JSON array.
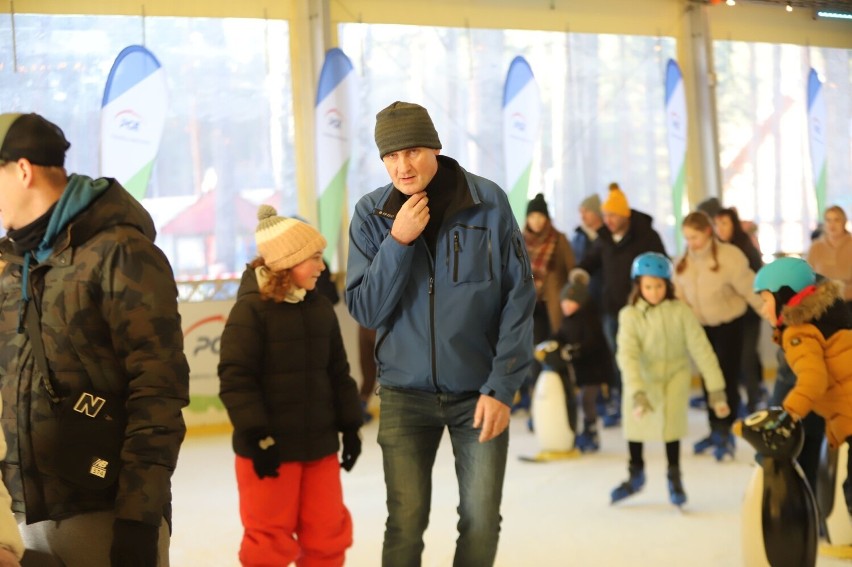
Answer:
[{"xmin": 610, "ymin": 464, "xmax": 645, "ymax": 504}]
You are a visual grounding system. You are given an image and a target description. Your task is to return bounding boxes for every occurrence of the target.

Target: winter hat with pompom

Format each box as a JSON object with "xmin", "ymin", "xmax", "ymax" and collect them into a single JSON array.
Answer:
[
  {"xmin": 560, "ymin": 268, "xmax": 591, "ymax": 305},
  {"xmin": 254, "ymin": 205, "xmax": 326, "ymax": 271},
  {"xmin": 601, "ymin": 183, "xmax": 631, "ymax": 218}
]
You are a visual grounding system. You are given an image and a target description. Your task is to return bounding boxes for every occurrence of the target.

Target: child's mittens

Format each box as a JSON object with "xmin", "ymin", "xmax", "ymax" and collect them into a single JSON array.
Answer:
[
  {"xmin": 340, "ymin": 430, "xmax": 362, "ymax": 472},
  {"xmin": 632, "ymin": 391, "xmax": 653, "ymax": 420},
  {"xmin": 708, "ymin": 390, "xmax": 730, "ymax": 419},
  {"xmin": 245, "ymin": 428, "xmax": 280, "ymax": 479}
]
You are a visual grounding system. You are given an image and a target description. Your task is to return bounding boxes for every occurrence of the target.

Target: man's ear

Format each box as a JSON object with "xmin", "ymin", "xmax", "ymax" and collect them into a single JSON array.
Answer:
[{"xmin": 14, "ymin": 158, "xmax": 35, "ymax": 186}]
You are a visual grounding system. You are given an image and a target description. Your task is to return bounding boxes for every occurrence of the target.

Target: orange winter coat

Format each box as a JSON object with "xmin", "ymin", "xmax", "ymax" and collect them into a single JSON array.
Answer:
[{"xmin": 779, "ymin": 280, "xmax": 852, "ymax": 448}]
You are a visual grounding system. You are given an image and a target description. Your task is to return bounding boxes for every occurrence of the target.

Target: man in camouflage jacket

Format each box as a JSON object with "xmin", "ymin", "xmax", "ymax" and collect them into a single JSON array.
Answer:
[{"xmin": 0, "ymin": 113, "xmax": 189, "ymax": 566}]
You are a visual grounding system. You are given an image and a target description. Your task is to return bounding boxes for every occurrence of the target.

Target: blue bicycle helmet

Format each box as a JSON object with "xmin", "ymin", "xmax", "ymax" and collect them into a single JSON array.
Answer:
[
  {"xmin": 630, "ymin": 252, "xmax": 673, "ymax": 280},
  {"xmin": 753, "ymin": 257, "xmax": 815, "ymax": 293}
]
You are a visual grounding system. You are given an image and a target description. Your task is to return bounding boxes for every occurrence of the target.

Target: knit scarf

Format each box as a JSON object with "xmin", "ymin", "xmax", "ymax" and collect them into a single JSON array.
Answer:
[{"xmin": 524, "ymin": 222, "xmax": 557, "ymax": 294}]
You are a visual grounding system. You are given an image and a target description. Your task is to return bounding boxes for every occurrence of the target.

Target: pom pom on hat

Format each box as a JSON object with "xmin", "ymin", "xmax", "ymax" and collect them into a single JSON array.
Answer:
[
  {"xmin": 255, "ymin": 205, "xmax": 327, "ymax": 271},
  {"xmin": 374, "ymin": 101, "xmax": 442, "ymax": 159},
  {"xmin": 601, "ymin": 183, "xmax": 631, "ymax": 218},
  {"xmin": 560, "ymin": 268, "xmax": 591, "ymax": 305},
  {"xmin": 526, "ymin": 193, "xmax": 550, "ymax": 218}
]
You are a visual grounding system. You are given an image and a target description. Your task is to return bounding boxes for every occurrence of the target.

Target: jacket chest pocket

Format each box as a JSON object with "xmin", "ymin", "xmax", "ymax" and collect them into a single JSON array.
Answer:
[{"xmin": 449, "ymin": 225, "xmax": 492, "ymax": 284}]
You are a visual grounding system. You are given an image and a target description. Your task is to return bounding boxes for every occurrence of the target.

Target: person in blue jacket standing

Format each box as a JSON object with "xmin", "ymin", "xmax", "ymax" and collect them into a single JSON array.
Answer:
[{"xmin": 345, "ymin": 101, "xmax": 535, "ymax": 567}]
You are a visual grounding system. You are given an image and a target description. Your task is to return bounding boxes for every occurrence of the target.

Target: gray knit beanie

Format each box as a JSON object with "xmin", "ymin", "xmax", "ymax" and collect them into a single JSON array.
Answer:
[
  {"xmin": 374, "ymin": 101, "xmax": 442, "ymax": 159},
  {"xmin": 580, "ymin": 194, "xmax": 601, "ymax": 216},
  {"xmin": 696, "ymin": 197, "xmax": 723, "ymax": 218}
]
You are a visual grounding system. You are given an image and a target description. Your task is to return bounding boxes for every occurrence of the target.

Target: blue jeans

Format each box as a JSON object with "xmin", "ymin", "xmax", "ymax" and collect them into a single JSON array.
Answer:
[{"xmin": 377, "ymin": 387, "xmax": 508, "ymax": 567}]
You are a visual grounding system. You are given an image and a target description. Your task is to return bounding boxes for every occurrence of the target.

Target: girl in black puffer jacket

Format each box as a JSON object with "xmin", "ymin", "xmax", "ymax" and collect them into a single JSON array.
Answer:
[{"xmin": 219, "ymin": 205, "xmax": 362, "ymax": 567}]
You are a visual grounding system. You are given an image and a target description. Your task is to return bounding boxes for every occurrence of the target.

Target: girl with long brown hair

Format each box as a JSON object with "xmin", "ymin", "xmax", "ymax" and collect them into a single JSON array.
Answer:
[{"xmin": 673, "ymin": 211, "xmax": 764, "ymax": 461}]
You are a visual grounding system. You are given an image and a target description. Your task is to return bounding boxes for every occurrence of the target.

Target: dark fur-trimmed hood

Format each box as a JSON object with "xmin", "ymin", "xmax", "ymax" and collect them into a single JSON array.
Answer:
[{"xmin": 781, "ymin": 279, "xmax": 846, "ymax": 327}]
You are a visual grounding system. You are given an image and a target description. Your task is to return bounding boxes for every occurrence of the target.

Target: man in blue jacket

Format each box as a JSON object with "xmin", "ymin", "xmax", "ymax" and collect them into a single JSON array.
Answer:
[{"xmin": 346, "ymin": 101, "xmax": 535, "ymax": 566}]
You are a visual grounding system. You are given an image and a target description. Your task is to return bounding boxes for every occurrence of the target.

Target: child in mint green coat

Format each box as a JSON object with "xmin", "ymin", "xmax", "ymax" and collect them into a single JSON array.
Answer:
[{"xmin": 611, "ymin": 253, "xmax": 730, "ymax": 507}]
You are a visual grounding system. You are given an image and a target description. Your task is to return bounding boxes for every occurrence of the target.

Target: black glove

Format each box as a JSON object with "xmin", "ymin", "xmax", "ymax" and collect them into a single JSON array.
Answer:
[
  {"xmin": 110, "ymin": 519, "xmax": 159, "ymax": 567},
  {"xmin": 246, "ymin": 429, "xmax": 280, "ymax": 479},
  {"xmin": 340, "ymin": 430, "xmax": 362, "ymax": 472}
]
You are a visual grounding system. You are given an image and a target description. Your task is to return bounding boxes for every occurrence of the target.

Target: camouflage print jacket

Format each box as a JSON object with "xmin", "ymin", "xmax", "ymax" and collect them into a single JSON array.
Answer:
[{"xmin": 0, "ymin": 175, "xmax": 189, "ymax": 527}]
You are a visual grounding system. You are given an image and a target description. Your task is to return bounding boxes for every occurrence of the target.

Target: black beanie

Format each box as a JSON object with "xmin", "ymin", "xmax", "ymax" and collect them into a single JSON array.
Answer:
[
  {"xmin": 374, "ymin": 101, "xmax": 442, "ymax": 159},
  {"xmin": 526, "ymin": 193, "xmax": 549, "ymax": 218}
]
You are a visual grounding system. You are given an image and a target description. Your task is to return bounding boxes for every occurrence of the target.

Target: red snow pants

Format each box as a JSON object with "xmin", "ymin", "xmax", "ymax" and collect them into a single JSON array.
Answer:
[{"xmin": 235, "ymin": 453, "xmax": 352, "ymax": 566}]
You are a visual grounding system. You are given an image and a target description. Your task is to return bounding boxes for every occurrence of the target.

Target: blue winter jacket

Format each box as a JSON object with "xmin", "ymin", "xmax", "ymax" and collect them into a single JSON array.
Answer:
[{"xmin": 345, "ymin": 157, "xmax": 535, "ymax": 407}]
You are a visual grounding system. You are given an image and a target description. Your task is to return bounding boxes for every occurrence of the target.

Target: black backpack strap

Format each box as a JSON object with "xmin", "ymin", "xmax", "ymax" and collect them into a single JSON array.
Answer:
[{"xmin": 24, "ymin": 299, "xmax": 61, "ymax": 404}]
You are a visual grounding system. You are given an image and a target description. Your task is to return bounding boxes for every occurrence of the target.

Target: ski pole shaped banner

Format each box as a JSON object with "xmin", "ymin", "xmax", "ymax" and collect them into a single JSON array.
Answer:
[
  {"xmin": 807, "ymin": 68, "xmax": 827, "ymax": 216},
  {"xmin": 665, "ymin": 59, "xmax": 688, "ymax": 253},
  {"xmin": 502, "ymin": 56, "xmax": 541, "ymax": 226},
  {"xmin": 100, "ymin": 45, "xmax": 167, "ymax": 201},
  {"xmin": 315, "ymin": 47, "xmax": 357, "ymax": 271}
]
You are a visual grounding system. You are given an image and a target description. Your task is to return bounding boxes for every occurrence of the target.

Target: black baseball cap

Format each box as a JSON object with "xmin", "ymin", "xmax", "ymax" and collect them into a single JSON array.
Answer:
[{"xmin": 0, "ymin": 112, "xmax": 71, "ymax": 167}]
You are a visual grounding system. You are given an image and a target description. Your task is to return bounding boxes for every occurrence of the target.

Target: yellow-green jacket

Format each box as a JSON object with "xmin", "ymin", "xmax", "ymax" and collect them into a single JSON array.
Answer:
[{"xmin": 617, "ymin": 298, "xmax": 725, "ymax": 442}]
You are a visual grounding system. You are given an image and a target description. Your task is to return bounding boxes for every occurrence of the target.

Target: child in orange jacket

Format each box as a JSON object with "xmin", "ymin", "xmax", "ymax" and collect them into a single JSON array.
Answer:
[{"xmin": 754, "ymin": 257, "xmax": 852, "ymax": 514}]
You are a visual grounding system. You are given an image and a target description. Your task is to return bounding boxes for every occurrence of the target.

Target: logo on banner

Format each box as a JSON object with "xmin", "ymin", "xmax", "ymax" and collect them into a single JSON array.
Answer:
[
  {"xmin": 811, "ymin": 117, "xmax": 822, "ymax": 139},
  {"xmin": 511, "ymin": 112, "xmax": 527, "ymax": 134},
  {"xmin": 669, "ymin": 110, "xmax": 681, "ymax": 131},
  {"xmin": 322, "ymin": 108, "xmax": 348, "ymax": 141},
  {"xmin": 110, "ymin": 109, "xmax": 147, "ymax": 142}
]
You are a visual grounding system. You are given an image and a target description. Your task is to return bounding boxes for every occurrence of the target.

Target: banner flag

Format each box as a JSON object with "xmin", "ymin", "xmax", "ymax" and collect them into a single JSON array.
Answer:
[
  {"xmin": 100, "ymin": 45, "xmax": 167, "ymax": 201},
  {"xmin": 665, "ymin": 59, "xmax": 688, "ymax": 252},
  {"xmin": 807, "ymin": 68, "xmax": 827, "ymax": 216},
  {"xmin": 502, "ymin": 56, "xmax": 541, "ymax": 226},
  {"xmin": 315, "ymin": 47, "xmax": 357, "ymax": 271}
]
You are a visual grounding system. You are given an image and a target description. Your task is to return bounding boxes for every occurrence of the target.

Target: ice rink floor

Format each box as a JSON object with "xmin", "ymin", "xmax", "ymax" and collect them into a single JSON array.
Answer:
[{"xmin": 170, "ymin": 398, "xmax": 852, "ymax": 567}]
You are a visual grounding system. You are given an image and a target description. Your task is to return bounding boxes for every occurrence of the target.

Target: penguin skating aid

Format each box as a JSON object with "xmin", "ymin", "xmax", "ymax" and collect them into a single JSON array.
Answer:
[
  {"xmin": 735, "ymin": 408, "xmax": 818, "ymax": 567},
  {"xmin": 518, "ymin": 341, "xmax": 579, "ymax": 463}
]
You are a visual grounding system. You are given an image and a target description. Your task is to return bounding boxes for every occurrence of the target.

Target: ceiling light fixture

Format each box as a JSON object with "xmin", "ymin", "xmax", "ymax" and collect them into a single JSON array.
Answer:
[
  {"xmin": 786, "ymin": 2, "xmax": 792, "ymax": 12},
  {"xmin": 726, "ymin": 0, "xmax": 735, "ymax": 5},
  {"xmin": 815, "ymin": 10, "xmax": 852, "ymax": 20}
]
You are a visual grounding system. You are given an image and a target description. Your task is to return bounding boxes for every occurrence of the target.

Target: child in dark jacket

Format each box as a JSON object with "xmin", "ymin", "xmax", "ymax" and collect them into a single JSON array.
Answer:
[
  {"xmin": 552, "ymin": 269, "xmax": 613, "ymax": 452},
  {"xmin": 218, "ymin": 205, "xmax": 363, "ymax": 567}
]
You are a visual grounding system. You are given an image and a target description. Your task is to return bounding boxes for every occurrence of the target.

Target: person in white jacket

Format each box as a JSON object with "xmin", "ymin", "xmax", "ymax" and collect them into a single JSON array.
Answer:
[
  {"xmin": 674, "ymin": 211, "xmax": 764, "ymax": 461},
  {"xmin": 0, "ymin": 392, "xmax": 23, "ymax": 567},
  {"xmin": 611, "ymin": 253, "xmax": 730, "ymax": 507}
]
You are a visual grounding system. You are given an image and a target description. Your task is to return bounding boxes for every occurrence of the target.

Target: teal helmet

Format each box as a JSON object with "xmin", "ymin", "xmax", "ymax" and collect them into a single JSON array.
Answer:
[
  {"xmin": 631, "ymin": 252, "xmax": 673, "ymax": 280},
  {"xmin": 753, "ymin": 257, "xmax": 815, "ymax": 293}
]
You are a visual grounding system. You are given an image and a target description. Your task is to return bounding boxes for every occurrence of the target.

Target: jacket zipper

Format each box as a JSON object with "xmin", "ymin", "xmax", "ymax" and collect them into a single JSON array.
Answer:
[
  {"xmin": 453, "ymin": 232, "xmax": 460, "ymax": 282},
  {"xmin": 513, "ymin": 233, "xmax": 531, "ymax": 282},
  {"xmin": 422, "ymin": 239, "xmax": 439, "ymax": 391},
  {"xmin": 428, "ymin": 273, "xmax": 438, "ymax": 390}
]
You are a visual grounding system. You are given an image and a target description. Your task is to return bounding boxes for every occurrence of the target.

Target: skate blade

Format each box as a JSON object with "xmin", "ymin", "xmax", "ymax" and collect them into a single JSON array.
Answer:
[
  {"xmin": 518, "ymin": 449, "xmax": 581, "ymax": 462},
  {"xmin": 819, "ymin": 543, "xmax": 852, "ymax": 559}
]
